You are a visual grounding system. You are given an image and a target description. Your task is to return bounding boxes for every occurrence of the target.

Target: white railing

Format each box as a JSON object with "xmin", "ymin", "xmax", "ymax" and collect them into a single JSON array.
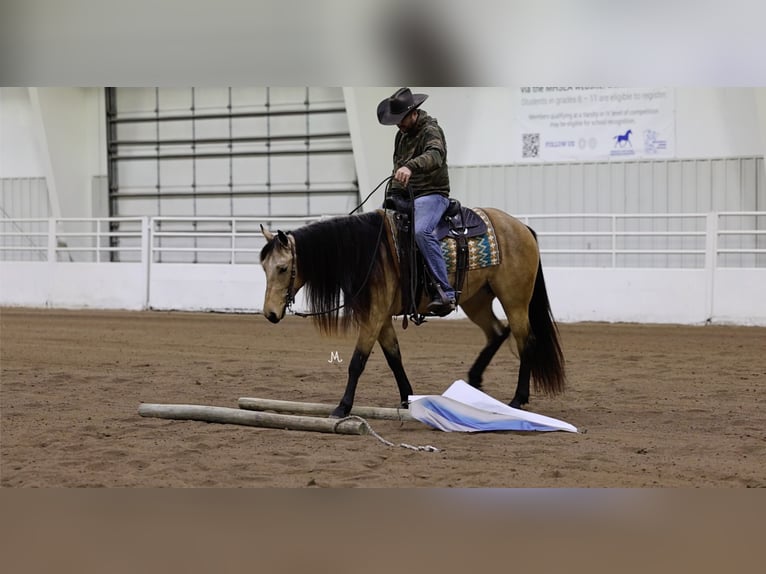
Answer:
[
  {"xmin": 0, "ymin": 217, "xmax": 147, "ymax": 262},
  {"xmin": 144, "ymin": 212, "xmax": 759, "ymax": 269},
  {"xmin": 1, "ymin": 212, "xmax": 764, "ymax": 267},
  {"xmin": 716, "ymin": 212, "xmax": 766, "ymax": 267},
  {"xmin": 0, "ymin": 218, "xmax": 49, "ymax": 261},
  {"xmin": 520, "ymin": 213, "xmax": 710, "ymax": 268},
  {"xmin": 151, "ymin": 216, "xmax": 322, "ymax": 264}
]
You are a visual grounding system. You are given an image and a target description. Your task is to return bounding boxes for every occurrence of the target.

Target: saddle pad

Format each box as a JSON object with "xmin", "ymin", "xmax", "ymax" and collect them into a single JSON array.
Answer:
[{"xmin": 440, "ymin": 208, "xmax": 501, "ymax": 273}]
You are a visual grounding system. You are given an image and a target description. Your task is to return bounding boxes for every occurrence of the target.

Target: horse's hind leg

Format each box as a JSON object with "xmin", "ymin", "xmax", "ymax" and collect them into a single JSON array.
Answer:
[
  {"xmin": 473, "ymin": 276, "xmax": 535, "ymax": 408},
  {"xmin": 498, "ymin": 302, "xmax": 534, "ymax": 409},
  {"xmin": 461, "ymin": 288, "xmax": 511, "ymax": 390},
  {"xmin": 377, "ymin": 319, "xmax": 413, "ymax": 408}
]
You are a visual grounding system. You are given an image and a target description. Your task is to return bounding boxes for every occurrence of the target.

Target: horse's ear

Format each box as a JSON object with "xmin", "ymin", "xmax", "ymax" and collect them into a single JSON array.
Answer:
[
  {"xmin": 260, "ymin": 224, "xmax": 274, "ymax": 242},
  {"xmin": 277, "ymin": 230, "xmax": 289, "ymax": 247}
]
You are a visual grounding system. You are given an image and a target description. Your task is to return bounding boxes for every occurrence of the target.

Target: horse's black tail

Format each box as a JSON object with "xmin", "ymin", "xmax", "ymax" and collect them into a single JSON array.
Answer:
[{"xmin": 526, "ymin": 230, "xmax": 567, "ymax": 396}]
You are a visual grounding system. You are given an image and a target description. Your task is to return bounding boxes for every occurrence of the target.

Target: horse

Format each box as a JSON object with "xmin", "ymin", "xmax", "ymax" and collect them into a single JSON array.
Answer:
[
  {"xmin": 259, "ymin": 206, "xmax": 566, "ymax": 418},
  {"xmin": 613, "ymin": 129, "xmax": 633, "ymax": 147}
]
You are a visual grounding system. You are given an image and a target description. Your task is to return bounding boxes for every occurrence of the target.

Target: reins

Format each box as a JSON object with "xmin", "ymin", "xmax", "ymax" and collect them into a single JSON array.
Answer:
[
  {"xmin": 349, "ymin": 175, "xmax": 393, "ymax": 215},
  {"xmin": 401, "ymin": 183, "xmax": 421, "ymax": 326},
  {"xmin": 290, "ymin": 176, "xmax": 394, "ymax": 319}
]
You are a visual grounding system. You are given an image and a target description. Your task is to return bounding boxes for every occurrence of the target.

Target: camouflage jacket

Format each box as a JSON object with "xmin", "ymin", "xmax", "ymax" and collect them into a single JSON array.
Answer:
[{"xmin": 389, "ymin": 110, "xmax": 450, "ymax": 198}]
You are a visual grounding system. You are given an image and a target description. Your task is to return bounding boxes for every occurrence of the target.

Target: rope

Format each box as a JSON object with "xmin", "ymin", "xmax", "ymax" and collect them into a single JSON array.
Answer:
[{"xmin": 333, "ymin": 415, "xmax": 440, "ymax": 452}]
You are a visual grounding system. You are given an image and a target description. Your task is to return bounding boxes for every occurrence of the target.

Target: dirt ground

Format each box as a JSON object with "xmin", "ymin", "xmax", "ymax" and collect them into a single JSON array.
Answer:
[{"xmin": 1, "ymin": 307, "xmax": 764, "ymax": 487}]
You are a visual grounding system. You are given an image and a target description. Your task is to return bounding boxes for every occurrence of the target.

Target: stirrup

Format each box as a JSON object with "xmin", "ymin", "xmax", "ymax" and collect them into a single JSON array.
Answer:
[{"xmin": 427, "ymin": 296, "xmax": 456, "ymax": 317}]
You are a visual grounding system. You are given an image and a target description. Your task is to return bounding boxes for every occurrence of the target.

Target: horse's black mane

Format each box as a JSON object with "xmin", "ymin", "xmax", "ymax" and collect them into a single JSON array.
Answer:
[{"xmin": 263, "ymin": 211, "xmax": 387, "ymax": 334}]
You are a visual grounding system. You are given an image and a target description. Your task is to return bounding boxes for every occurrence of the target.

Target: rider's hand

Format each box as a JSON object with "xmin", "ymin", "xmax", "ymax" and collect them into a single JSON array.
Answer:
[{"xmin": 394, "ymin": 166, "xmax": 412, "ymax": 185}]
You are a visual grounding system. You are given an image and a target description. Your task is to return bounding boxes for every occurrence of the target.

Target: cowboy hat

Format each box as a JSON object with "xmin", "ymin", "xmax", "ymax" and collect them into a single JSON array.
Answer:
[{"xmin": 377, "ymin": 87, "xmax": 428, "ymax": 125}]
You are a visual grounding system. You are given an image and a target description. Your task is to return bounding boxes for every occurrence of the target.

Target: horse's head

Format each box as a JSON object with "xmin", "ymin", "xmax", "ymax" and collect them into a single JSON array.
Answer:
[{"xmin": 260, "ymin": 225, "xmax": 299, "ymax": 324}]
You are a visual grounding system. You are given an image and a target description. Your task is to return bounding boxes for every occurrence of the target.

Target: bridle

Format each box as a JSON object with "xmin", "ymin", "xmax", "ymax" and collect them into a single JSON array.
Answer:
[{"xmin": 284, "ymin": 233, "xmax": 297, "ymax": 312}]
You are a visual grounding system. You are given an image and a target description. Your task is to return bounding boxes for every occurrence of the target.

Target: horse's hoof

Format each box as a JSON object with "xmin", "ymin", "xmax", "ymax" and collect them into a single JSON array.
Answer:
[
  {"xmin": 509, "ymin": 400, "xmax": 524, "ymax": 410},
  {"xmin": 399, "ymin": 401, "xmax": 409, "ymax": 410},
  {"xmin": 330, "ymin": 407, "xmax": 348, "ymax": 418}
]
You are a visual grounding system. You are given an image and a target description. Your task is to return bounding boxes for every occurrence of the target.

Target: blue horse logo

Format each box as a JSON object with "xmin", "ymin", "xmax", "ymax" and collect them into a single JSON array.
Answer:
[{"xmin": 613, "ymin": 129, "xmax": 632, "ymax": 148}]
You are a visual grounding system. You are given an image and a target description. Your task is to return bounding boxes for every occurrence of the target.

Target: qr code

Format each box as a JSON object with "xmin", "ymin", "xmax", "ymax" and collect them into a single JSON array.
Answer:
[{"xmin": 522, "ymin": 133, "xmax": 540, "ymax": 158}]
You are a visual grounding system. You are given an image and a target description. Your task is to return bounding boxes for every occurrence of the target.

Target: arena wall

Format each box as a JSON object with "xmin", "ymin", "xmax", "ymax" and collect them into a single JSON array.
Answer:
[{"xmin": 2, "ymin": 258, "xmax": 764, "ymax": 326}]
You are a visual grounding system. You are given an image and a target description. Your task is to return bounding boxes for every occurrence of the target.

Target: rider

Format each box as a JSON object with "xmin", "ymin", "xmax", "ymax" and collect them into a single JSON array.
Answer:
[{"xmin": 377, "ymin": 87, "xmax": 456, "ymax": 316}]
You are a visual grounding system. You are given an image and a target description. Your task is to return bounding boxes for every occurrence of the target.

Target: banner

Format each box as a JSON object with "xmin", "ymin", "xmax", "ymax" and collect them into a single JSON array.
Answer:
[{"xmin": 514, "ymin": 87, "xmax": 675, "ymax": 161}]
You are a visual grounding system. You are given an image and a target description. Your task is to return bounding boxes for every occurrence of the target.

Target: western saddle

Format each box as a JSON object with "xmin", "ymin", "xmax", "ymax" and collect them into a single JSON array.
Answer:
[{"xmin": 383, "ymin": 194, "xmax": 487, "ymax": 327}]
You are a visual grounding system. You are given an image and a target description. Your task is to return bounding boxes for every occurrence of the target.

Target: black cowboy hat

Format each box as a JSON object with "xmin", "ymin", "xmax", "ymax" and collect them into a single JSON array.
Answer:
[{"xmin": 377, "ymin": 87, "xmax": 428, "ymax": 125}]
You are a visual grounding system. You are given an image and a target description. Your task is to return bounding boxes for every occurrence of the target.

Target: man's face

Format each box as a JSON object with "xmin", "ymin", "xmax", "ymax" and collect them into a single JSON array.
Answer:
[{"xmin": 397, "ymin": 110, "xmax": 418, "ymax": 133}]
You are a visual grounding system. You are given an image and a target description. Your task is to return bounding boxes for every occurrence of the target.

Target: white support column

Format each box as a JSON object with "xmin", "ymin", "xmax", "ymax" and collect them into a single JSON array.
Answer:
[
  {"xmin": 27, "ymin": 89, "xmax": 62, "ymax": 219},
  {"xmin": 46, "ymin": 218, "xmax": 57, "ymax": 263},
  {"xmin": 342, "ymin": 88, "xmax": 372, "ymax": 210},
  {"xmin": 26, "ymin": 88, "xmax": 107, "ymax": 221},
  {"xmin": 756, "ymin": 88, "xmax": 766, "ymax": 167},
  {"xmin": 704, "ymin": 212, "xmax": 718, "ymax": 322},
  {"xmin": 141, "ymin": 216, "xmax": 152, "ymax": 310},
  {"xmin": 756, "ymin": 88, "xmax": 766, "ymax": 210}
]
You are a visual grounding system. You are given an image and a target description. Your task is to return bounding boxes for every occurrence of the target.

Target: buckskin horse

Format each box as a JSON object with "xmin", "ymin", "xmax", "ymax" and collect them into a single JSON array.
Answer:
[{"xmin": 260, "ymin": 205, "xmax": 566, "ymax": 418}]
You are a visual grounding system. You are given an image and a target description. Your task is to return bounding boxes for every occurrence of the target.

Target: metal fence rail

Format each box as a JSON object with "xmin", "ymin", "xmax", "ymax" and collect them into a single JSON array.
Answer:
[
  {"xmin": 520, "ymin": 212, "xmax": 709, "ymax": 268},
  {"xmin": 151, "ymin": 216, "xmax": 322, "ymax": 264},
  {"xmin": 1, "ymin": 212, "xmax": 765, "ymax": 269},
  {"xmin": 716, "ymin": 211, "xmax": 766, "ymax": 268},
  {"xmin": 0, "ymin": 218, "xmax": 49, "ymax": 261},
  {"xmin": 0, "ymin": 217, "xmax": 146, "ymax": 262}
]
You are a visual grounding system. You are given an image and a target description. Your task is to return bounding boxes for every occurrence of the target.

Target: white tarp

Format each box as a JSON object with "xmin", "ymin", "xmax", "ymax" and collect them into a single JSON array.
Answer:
[{"xmin": 408, "ymin": 380, "xmax": 578, "ymax": 433}]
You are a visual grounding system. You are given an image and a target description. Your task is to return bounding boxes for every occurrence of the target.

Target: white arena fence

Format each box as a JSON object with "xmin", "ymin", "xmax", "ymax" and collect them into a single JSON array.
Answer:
[{"xmin": 1, "ymin": 212, "xmax": 764, "ymax": 325}]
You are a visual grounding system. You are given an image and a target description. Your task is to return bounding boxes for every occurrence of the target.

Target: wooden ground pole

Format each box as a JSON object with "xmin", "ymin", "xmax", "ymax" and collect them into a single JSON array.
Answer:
[
  {"xmin": 138, "ymin": 403, "xmax": 368, "ymax": 435},
  {"xmin": 237, "ymin": 397, "xmax": 416, "ymax": 422}
]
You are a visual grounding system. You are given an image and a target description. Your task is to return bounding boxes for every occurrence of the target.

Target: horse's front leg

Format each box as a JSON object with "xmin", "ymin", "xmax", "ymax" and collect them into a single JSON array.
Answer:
[
  {"xmin": 377, "ymin": 318, "xmax": 413, "ymax": 408},
  {"xmin": 331, "ymin": 324, "xmax": 382, "ymax": 418}
]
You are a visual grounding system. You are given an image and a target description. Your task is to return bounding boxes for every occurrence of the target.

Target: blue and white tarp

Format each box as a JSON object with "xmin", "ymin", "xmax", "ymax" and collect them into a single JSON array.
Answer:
[{"xmin": 408, "ymin": 380, "xmax": 578, "ymax": 433}]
